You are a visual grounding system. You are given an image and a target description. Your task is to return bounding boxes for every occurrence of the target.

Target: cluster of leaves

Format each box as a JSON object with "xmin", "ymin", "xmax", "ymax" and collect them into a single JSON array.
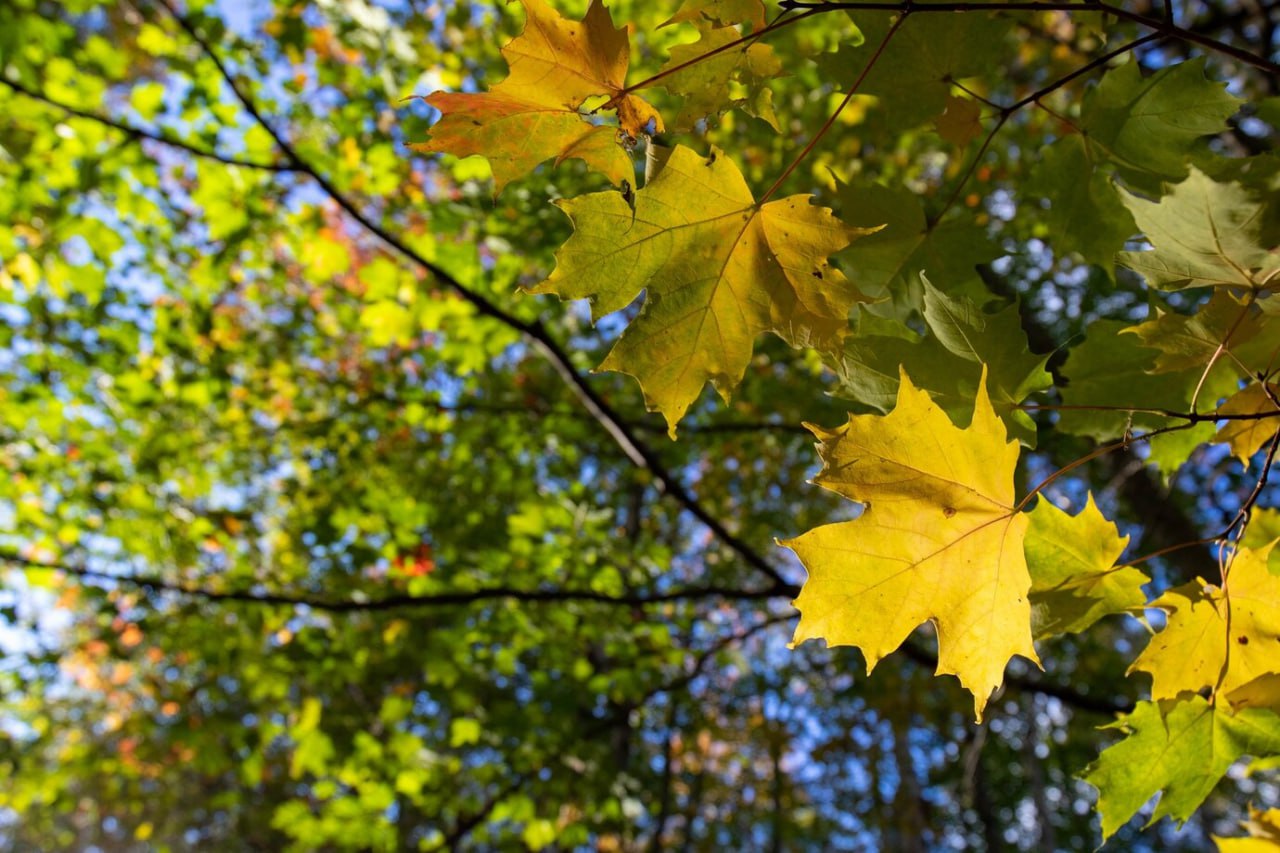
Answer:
[
  {"xmin": 413, "ymin": 0, "xmax": 1280, "ymax": 844},
  {"xmin": 0, "ymin": 0, "xmax": 1278, "ymax": 849}
]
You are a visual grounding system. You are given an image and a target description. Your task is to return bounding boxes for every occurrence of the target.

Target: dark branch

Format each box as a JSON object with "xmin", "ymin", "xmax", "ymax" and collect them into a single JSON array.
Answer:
[
  {"xmin": 148, "ymin": 0, "xmax": 796, "ymax": 592},
  {"xmin": 777, "ymin": 0, "xmax": 1280, "ymax": 76},
  {"xmin": 0, "ymin": 551, "xmax": 799, "ymax": 612}
]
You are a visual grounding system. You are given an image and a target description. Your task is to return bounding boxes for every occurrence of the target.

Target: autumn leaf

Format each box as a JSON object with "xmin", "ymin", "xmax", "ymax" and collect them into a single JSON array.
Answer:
[
  {"xmin": 784, "ymin": 368, "xmax": 1038, "ymax": 720},
  {"xmin": 411, "ymin": 0, "xmax": 662, "ymax": 192},
  {"xmin": 1215, "ymin": 383, "xmax": 1280, "ymax": 464},
  {"xmin": 530, "ymin": 144, "xmax": 876, "ymax": 433},
  {"xmin": 1215, "ymin": 804, "xmax": 1280, "ymax": 852},
  {"xmin": 1024, "ymin": 495, "xmax": 1143, "ymax": 639},
  {"xmin": 1130, "ymin": 545, "xmax": 1280, "ymax": 701},
  {"xmin": 1084, "ymin": 696, "xmax": 1280, "ymax": 840}
]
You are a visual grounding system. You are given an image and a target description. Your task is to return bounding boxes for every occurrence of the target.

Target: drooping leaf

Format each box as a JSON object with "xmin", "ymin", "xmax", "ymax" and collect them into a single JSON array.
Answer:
[
  {"xmin": 411, "ymin": 0, "xmax": 662, "ymax": 192},
  {"xmin": 1079, "ymin": 57, "xmax": 1241, "ymax": 185},
  {"xmin": 1215, "ymin": 383, "xmax": 1280, "ymax": 465},
  {"xmin": 831, "ymin": 280, "xmax": 1051, "ymax": 445},
  {"xmin": 1024, "ymin": 495, "xmax": 1142, "ymax": 639},
  {"xmin": 1083, "ymin": 696, "xmax": 1280, "ymax": 840},
  {"xmin": 1119, "ymin": 168, "xmax": 1280, "ymax": 291},
  {"xmin": 658, "ymin": 22, "xmax": 782, "ymax": 131},
  {"xmin": 531, "ymin": 144, "xmax": 876, "ymax": 433},
  {"xmin": 785, "ymin": 369, "xmax": 1038, "ymax": 720},
  {"xmin": 1130, "ymin": 545, "xmax": 1280, "ymax": 701}
]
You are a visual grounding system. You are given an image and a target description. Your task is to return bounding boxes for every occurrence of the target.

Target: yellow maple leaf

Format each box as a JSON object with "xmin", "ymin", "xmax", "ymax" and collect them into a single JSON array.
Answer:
[
  {"xmin": 530, "ymin": 144, "xmax": 876, "ymax": 433},
  {"xmin": 411, "ymin": 0, "xmax": 662, "ymax": 192},
  {"xmin": 1215, "ymin": 382, "xmax": 1280, "ymax": 465},
  {"xmin": 1131, "ymin": 544, "xmax": 1280, "ymax": 700},
  {"xmin": 783, "ymin": 368, "xmax": 1038, "ymax": 720}
]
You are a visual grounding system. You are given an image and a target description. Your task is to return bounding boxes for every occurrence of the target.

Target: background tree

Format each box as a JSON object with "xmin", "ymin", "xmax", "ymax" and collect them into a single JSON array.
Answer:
[{"xmin": 0, "ymin": 0, "xmax": 1278, "ymax": 850}]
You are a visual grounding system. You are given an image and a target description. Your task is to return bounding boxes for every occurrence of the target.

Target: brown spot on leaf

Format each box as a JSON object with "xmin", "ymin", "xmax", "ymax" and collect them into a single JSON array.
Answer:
[
  {"xmin": 1238, "ymin": 635, "xmax": 1250, "ymax": 645},
  {"xmin": 943, "ymin": 506, "xmax": 957, "ymax": 518}
]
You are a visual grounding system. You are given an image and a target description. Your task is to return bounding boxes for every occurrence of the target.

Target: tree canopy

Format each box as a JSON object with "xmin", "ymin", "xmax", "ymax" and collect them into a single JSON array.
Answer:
[{"xmin": 1, "ymin": 0, "xmax": 1279, "ymax": 849}]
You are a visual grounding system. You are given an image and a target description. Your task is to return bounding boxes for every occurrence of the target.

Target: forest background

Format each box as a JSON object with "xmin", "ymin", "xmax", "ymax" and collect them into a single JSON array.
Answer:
[{"xmin": 1, "ymin": 0, "xmax": 1279, "ymax": 849}]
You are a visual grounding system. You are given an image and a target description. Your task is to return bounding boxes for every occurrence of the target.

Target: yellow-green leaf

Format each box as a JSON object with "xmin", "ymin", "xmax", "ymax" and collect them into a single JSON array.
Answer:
[
  {"xmin": 1084, "ymin": 696, "xmax": 1280, "ymax": 840},
  {"xmin": 784, "ymin": 368, "xmax": 1037, "ymax": 720},
  {"xmin": 1215, "ymin": 383, "xmax": 1280, "ymax": 465},
  {"xmin": 1131, "ymin": 545, "xmax": 1280, "ymax": 700},
  {"xmin": 1024, "ymin": 495, "xmax": 1142, "ymax": 639},
  {"xmin": 531, "ymin": 144, "xmax": 875, "ymax": 433}
]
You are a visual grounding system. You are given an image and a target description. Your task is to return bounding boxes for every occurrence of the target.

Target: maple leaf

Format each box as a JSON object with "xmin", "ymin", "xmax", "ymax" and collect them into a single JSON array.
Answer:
[
  {"xmin": 1026, "ymin": 135, "xmax": 1135, "ymax": 271},
  {"xmin": 1084, "ymin": 696, "xmax": 1280, "ymax": 840},
  {"xmin": 411, "ymin": 0, "xmax": 662, "ymax": 193},
  {"xmin": 836, "ymin": 183, "xmax": 999, "ymax": 310},
  {"xmin": 1215, "ymin": 383, "xmax": 1280, "ymax": 465},
  {"xmin": 784, "ymin": 368, "xmax": 1038, "ymax": 720},
  {"xmin": 832, "ymin": 278, "xmax": 1050, "ymax": 445},
  {"xmin": 1079, "ymin": 57, "xmax": 1241, "ymax": 185},
  {"xmin": 1131, "ymin": 545, "xmax": 1280, "ymax": 701},
  {"xmin": 1119, "ymin": 168, "xmax": 1280, "ymax": 291},
  {"xmin": 1024, "ymin": 495, "xmax": 1143, "ymax": 639},
  {"xmin": 530, "ymin": 144, "xmax": 876, "ymax": 433},
  {"xmin": 818, "ymin": 12, "xmax": 1011, "ymax": 129},
  {"xmin": 1125, "ymin": 291, "xmax": 1273, "ymax": 376}
]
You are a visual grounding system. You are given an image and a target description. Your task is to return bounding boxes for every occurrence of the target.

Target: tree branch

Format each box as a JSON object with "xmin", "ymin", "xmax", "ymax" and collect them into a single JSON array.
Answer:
[
  {"xmin": 778, "ymin": 0, "xmax": 1280, "ymax": 76},
  {"xmin": 0, "ymin": 551, "xmax": 798, "ymax": 612},
  {"xmin": 0, "ymin": 75, "xmax": 294, "ymax": 172},
  {"xmin": 147, "ymin": 0, "xmax": 795, "ymax": 592}
]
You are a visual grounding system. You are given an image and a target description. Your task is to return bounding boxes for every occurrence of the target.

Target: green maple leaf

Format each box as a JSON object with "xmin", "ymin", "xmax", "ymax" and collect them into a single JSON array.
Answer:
[
  {"xmin": 1080, "ymin": 58, "xmax": 1241, "ymax": 185},
  {"xmin": 1024, "ymin": 495, "xmax": 1144, "ymax": 639},
  {"xmin": 785, "ymin": 369, "xmax": 1038, "ymax": 721},
  {"xmin": 819, "ymin": 12, "xmax": 1010, "ymax": 129},
  {"xmin": 836, "ymin": 184, "xmax": 999, "ymax": 310},
  {"xmin": 1119, "ymin": 168, "xmax": 1280, "ymax": 291},
  {"xmin": 1125, "ymin": 291, "xmax": 1274, "ymax": 376},
  {"xmin": 832, "ymin": 278, "xmax": 1049, "ymax": 445},
  {"xmin": 1058, "ymin": 318, "xmax": 1236, "ymax": 435},
  {"xmin": 1083, "ymin": 696, "xmax": 1280, "ymax": 840},
  {"xmin": 530, "ymin": 144, "xmax": 876, "ymax": 433},
  {"xmin": 1026, "ymin": 135, "xmax": 1135, "ymax": 270},
  {"xmin": 658, "ymin": 21, "xmax": 782, "ymax": 131}
]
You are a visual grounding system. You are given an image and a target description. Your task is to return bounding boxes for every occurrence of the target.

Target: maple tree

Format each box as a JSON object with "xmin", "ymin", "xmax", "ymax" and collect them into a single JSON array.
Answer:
[{"xmin": 1, "ymin": 0, "xmax": 1280, "ymax": 849}]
